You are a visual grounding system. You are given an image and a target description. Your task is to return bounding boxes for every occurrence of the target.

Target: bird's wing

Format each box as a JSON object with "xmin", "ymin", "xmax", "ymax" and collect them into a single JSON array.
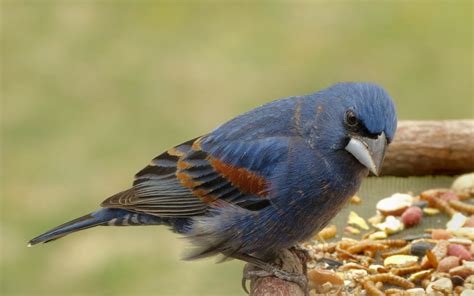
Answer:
[{"xmin": 100, "ymin": 135, "xmax": 289, "ymax": 217}]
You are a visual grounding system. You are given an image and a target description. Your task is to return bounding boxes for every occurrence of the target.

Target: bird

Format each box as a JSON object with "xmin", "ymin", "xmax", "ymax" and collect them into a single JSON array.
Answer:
[{"xmin": 29, "ymin": 82, "xmax": 397, "ymax": 290}]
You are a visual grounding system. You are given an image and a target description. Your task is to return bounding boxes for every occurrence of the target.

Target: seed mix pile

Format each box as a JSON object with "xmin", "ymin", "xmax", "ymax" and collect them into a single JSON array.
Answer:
[{"xmin": 303, "ymin": 173, "xmax": 474, "ymax": 296}]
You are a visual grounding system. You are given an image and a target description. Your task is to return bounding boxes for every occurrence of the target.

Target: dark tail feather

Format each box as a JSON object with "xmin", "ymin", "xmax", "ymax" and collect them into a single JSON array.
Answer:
[{"xmin": 28, "ymin": 208, "xmax": 163, "ymax": 246}]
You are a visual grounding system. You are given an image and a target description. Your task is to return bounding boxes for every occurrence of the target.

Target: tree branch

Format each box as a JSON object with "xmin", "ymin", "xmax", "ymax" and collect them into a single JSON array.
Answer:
[{"xmin": 381, "ymin": 120, "xmax": 473, "ymax": 176}]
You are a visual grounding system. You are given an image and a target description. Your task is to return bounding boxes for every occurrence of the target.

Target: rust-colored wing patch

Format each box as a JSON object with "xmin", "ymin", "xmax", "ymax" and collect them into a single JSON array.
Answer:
[
  {"xmin": 176, "ymin": 137, "xmax": 269, "ymax": 203},
  {"xmin": 102, "ymin": 135, "xmax": 272, "ymax": 216},
  {"xmin": 209, "ymin": 157, "xmax": 268, "ymax": 197}
]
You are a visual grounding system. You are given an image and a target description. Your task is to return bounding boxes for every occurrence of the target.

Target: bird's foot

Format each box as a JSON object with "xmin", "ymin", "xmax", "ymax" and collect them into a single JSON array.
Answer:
[
  {"xmin": 232, "ymin": 250, "xmax": 308, "ymax": 294},
  {"xmin": 289, "ymin": 245, "xmax": 310, "ymax": 270},
  {"xmin": 241, "ymin": 260, "xmax": 308, "ymax": 294}
]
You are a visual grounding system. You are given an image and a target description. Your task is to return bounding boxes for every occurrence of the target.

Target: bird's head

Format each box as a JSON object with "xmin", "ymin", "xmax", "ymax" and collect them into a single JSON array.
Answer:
[{"xmin": 307, "ymin": 82, "xmax": 397, "ymax": 176}]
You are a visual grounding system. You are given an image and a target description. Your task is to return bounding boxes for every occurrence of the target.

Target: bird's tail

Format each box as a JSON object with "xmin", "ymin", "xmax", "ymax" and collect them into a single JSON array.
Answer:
[{"xmin": 28, "ymin": 208, "xmax": 163, "ymax": 246}]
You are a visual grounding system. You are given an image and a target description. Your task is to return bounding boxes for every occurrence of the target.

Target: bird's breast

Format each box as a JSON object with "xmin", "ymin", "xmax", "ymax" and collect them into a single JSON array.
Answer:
[{"xmin": 283, "ymin": 164, "xmax": 366, "ymax": 242}]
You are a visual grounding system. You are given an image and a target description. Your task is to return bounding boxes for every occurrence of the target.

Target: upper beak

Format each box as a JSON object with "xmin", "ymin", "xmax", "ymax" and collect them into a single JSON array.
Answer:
[{"xmin": 345, "ymin": 132, "xmax": 387, "ymax": 176}]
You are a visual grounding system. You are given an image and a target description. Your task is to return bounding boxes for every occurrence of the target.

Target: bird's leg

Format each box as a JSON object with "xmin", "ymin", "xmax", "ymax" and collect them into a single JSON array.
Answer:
[
  {"xmin": 289, "ymin": 245, "xmax": 310, "ymax": 273},
  {"xmin": 232, "ymin": 251, "xmax": 308, "ymax": 294}
]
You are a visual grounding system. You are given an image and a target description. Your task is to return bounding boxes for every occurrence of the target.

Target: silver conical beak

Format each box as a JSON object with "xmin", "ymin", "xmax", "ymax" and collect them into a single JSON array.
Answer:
[{"xmin": 345, "ymin": 132, "xmax": 387, "ymax": 176}]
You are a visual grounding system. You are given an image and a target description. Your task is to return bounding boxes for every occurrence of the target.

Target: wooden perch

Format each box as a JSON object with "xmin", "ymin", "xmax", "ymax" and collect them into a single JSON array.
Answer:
[
  {"xmin": 248, "ymin": 249, "xmax": 307, "ymax": 296},
  {"xmin": 381, "ymin": 120, "xmax": 474, "ymax": 176},
  {"xmin": 249, "ymin": 120, "xmax": 473, "ymax": 295}
]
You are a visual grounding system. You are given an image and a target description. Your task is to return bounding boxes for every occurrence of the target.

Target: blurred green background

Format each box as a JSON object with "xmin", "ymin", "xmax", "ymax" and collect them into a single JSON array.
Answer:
[{"xmin": 2, "ymin": 1, "xmax": 473, "ymax": 295}]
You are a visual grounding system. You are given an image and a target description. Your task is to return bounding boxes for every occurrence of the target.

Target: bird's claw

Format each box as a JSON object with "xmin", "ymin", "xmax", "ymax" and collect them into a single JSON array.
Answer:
[
  {"xmin": 242, "ymin": 264, "xmax": 265, "ymax": 294},
  {"xmin": 273, "ymin": 269, "xmax": 308, "ymax": 289},
  {"xmin": 241, "ymin": 263, "xmax": 308, "ymax": 294}
]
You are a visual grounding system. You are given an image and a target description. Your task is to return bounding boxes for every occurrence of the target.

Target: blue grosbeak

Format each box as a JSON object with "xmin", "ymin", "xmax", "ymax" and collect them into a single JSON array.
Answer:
[{"xmin": 29, "ymin": 82, "xmax": 397, "ymax": 287}]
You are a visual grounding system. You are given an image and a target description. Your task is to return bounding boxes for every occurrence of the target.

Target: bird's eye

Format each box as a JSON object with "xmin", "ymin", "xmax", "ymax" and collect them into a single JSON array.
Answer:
[{"xmin": 345, "ymin": 110, "xmax": 358, "ymax": 127}]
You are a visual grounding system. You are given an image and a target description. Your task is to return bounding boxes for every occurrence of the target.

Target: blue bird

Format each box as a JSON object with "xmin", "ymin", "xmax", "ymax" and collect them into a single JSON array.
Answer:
[{"xmin": 29, "ymin": 82, "xmax": 397, "ymax": 289}]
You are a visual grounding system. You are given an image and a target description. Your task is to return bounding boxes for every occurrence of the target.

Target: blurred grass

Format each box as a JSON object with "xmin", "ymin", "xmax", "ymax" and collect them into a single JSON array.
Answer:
[{"xmin": 1, "ymin": 1, "xmax": 473, "ymax": 295}]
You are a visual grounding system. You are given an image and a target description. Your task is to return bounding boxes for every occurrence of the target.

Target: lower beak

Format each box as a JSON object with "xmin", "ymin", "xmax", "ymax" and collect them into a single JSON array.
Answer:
[{"xmin": 345, "ymin": 132, "xmax": 387, "ymax": 176}]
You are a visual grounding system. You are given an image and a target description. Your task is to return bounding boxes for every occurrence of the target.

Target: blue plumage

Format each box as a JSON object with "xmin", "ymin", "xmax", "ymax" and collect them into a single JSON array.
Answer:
[
  {"xmin": 28, "ymin": 208, "xmax": 164, "ymax": 245},
  {"xmin": 29, "ymin": 82, "xmax": 397, "ymax": 283}
]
